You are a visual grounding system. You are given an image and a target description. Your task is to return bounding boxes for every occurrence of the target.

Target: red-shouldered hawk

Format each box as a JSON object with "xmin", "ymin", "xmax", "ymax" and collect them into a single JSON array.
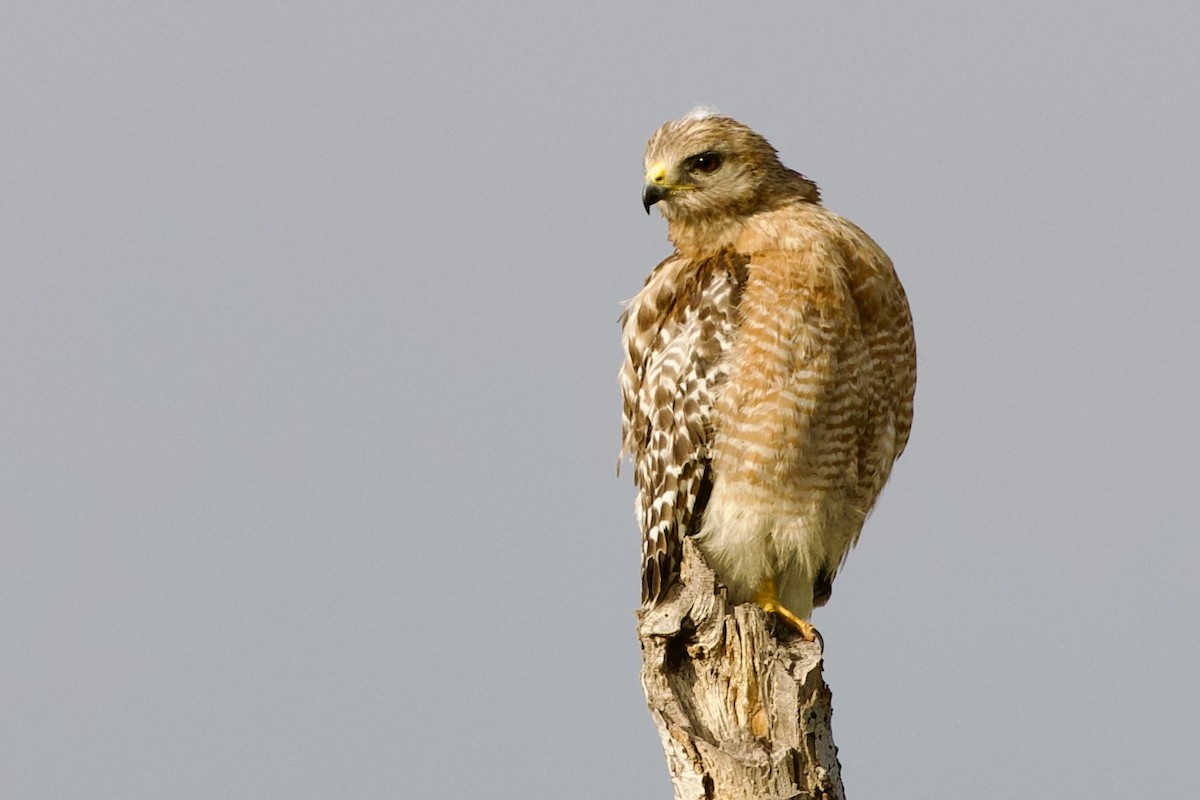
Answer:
[{"xmin": 620, "ymin": 110, "xmax": 915, "ymax": 641}]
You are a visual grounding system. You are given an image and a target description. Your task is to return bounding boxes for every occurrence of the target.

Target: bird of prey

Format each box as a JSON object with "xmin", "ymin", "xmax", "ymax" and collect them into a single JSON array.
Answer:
[{"xmin": 620, "ymin": 109, "xmax": 915, "ymax": 641}]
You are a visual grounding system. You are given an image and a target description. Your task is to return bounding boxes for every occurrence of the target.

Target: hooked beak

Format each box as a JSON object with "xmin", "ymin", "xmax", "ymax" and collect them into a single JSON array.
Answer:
[
  {"xmin": 642, "ymin": 161, "xmax": 670, "ymax": 214},
  {"xmin": 642, "ymin": 183, "xmax": 668, "ymax": 214}
]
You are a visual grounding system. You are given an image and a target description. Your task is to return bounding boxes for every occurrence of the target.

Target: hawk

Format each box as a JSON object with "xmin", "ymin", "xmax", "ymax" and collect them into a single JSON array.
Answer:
[{"xmin": 620, "ymin": 110, "xmax": 915, "ymax": 641}]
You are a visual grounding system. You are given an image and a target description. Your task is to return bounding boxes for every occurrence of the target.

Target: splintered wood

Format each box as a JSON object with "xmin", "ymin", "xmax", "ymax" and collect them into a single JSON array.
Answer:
[{"xmin": 637, "ymin": 540, "xmax": 846, "ymax": 800}]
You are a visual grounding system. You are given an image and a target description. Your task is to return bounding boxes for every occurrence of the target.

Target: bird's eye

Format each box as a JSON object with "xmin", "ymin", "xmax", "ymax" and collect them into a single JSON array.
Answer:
[{"xmin": 690, "ymin": 152, "xmax": 723, "ymax": 174}]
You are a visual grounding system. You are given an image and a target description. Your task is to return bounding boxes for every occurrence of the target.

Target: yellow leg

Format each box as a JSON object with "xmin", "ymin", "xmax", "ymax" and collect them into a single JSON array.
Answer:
[{"xmin": 753, "ymin": 577, "xmax": 818, "ymax": 643}]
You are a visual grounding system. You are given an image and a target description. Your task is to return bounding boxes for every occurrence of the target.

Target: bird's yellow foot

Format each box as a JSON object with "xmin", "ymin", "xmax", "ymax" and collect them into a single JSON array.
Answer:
[{"xmin": 753, "ymin": 579, "xmax": 819, "ymax": 643}]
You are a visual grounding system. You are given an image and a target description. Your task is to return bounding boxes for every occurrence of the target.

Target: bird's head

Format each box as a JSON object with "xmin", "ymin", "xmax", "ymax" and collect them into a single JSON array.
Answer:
[{"xmin": 642, "ymin": 109, "xmax": 820, "ymax": 249}]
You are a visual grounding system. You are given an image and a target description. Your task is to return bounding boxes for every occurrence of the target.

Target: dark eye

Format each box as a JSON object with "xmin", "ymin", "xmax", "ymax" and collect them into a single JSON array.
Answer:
[{"xmin": 689, "ymin": 151, "xmax": 723, "ymax": 174}]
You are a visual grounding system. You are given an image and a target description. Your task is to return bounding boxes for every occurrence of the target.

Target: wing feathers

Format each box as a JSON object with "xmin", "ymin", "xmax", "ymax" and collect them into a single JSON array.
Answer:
[{"xmin": 621, "ymin": 251, "xmax": 748, "ymax": 605}]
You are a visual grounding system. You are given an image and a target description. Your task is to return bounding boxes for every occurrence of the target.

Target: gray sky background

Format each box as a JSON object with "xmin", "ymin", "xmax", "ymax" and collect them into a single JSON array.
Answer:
[{"xmin": 3, "ymin": 2, "xmax": 1198, "ymax": 798}]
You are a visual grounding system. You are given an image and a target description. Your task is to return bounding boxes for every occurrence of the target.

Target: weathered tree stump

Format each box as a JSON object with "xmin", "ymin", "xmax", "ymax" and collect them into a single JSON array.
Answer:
[{"xmin": 637, "ymin": 539, "xmax": 846, "ymax": 800}]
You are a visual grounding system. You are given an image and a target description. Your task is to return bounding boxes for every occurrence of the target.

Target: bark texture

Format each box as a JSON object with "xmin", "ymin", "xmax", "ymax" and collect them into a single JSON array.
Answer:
[{"xmin": 637, "ymin": 539, "xmax": 846, "ymax": 800}]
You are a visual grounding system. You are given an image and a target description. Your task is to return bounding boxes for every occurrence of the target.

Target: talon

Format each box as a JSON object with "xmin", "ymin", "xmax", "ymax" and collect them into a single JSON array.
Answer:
[
  {"xmin": 772, "ymin": 605, "xmax": 819, "ymax": 643},
  {"xmin": 753, "ymin": 578, "xmax": 820, "ymax": 643}
]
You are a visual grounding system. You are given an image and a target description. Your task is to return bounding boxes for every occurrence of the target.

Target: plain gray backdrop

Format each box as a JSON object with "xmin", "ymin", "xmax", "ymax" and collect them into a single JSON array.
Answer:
[{"xmin": 3, "ymin": 2, "xmax": 1198, "ymax": 797}]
